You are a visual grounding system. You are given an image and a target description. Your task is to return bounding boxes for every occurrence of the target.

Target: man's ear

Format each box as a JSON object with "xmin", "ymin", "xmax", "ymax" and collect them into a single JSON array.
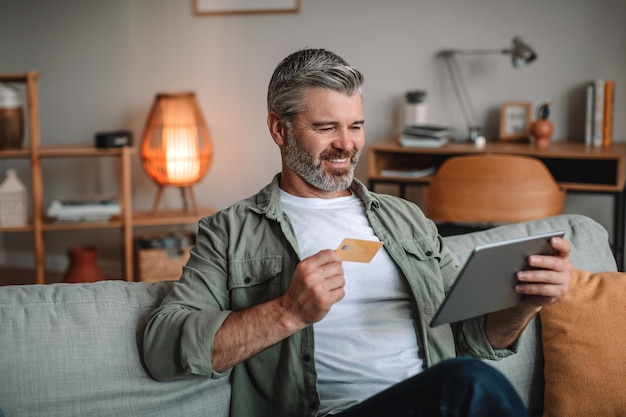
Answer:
[{"xmin": 267, "ymin": 111, "xmax": 286, "ymax": 146}]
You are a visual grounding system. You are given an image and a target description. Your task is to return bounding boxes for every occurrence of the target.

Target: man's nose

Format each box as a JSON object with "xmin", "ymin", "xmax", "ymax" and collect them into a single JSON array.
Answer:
[{"xmin": 332, "ymin": 128, "xmax": 354, "ymax": 150}]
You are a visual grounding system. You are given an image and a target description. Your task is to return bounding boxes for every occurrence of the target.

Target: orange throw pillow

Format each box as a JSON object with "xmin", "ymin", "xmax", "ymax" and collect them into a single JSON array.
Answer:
[{"xmin": 540, "ymin": 269, "xmax": 626, "ymax": 417}]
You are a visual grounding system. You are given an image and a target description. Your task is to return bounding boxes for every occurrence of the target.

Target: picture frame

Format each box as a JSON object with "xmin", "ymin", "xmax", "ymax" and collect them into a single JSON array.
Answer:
[
  {"xmin": 194, "ymin": 0, "xmax": 300, "ymax": 16},
  {"xmin": 499, "ymin": 101, "xmax": 532, "ymax": 141}
]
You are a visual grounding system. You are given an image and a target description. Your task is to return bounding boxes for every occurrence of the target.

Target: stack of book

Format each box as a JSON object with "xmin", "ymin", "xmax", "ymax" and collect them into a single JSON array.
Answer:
[
  {"xmin": 585, "ymin": 79, "xmax": 615, "ymax": 147},
  {"xmin": 379, "ymin": 166, "xmax": 436, "ymax": 179},
  {"xmin": 399, "ymin": 124, "xmax": 453, "ymax": 148},
  {"xmin": 47, "ymin": 195, "xmax": 121, "ymax": 222}
]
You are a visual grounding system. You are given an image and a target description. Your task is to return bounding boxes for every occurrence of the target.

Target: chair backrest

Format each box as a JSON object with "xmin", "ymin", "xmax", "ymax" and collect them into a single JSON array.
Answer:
[{"xmin": 424, "ymin": 154, "xmax": 565, "ymax": 224}]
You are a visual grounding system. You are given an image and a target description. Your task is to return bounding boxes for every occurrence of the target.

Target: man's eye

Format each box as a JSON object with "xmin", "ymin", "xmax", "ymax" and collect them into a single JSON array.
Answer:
[
  {"xmin": 318, "ymin": 127, "xmax": 334, "ymax": 132},
  {"xmin": 350, "ymin": 125, "xmax": 362, "ymax": 131}
]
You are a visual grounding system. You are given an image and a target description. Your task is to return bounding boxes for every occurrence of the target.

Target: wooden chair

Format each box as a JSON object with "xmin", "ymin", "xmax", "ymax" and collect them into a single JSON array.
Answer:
[{"xmin": 423, "ymin": 154, "xmax": 565, "ymax": 235}]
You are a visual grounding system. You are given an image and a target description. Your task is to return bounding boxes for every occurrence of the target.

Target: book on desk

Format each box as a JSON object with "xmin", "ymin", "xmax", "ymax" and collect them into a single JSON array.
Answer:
[
  {"xmin": 585, "ymin": 79, "xmax": 615, "ymax": 147},
  {"xmin": 379, "ymin": 166, "xmax": 436, "ymax": 178},
  {"xmin": 399, "ymin": 124, "xmax": 452, "ymax": 148}
]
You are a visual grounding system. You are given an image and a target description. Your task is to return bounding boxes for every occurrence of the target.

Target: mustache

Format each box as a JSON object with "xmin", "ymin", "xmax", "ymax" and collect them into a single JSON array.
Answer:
[{"xmin": 319, "ymin": 148, "xmax": 359, "ymax": 162}]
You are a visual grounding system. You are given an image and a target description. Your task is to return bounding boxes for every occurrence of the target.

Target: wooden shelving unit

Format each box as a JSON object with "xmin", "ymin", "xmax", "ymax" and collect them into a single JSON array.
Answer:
[{"xmin": 0, "ymin": 72, "xmax": 214, "ymax": 283}]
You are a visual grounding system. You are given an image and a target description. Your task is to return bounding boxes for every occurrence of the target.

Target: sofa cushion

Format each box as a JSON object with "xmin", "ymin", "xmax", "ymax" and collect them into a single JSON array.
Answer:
[
  {"xmin": 443, "ymin": 214, "xmax": 616, "ymax": 416},
  {"xmin": 540, "ymin": 269, "xmax": 626, "ymax": 417},
  {"xmin": 0, "ymin": 281, "xmax": 230, "ymax": 417}
]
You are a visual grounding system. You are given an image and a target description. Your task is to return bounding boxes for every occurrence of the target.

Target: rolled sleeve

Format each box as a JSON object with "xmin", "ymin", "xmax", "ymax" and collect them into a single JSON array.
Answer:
[
  {"xmin": 180, "ymin": 309, "xmax": 232, "ymax": 377},
  {"xmin": 143, "ymin": 304, "xmax": 232, "ymax": 380},
  {"xmin": 454, "ymin": 316, "xmax": 518, "ymax": 360},
  {"xmin": 143, "ymin": 217, "xmax": 233, "ymax": 381}
]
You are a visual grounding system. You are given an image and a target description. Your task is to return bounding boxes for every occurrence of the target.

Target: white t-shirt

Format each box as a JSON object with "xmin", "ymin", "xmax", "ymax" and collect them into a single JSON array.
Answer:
[{"xmin": 280, "ymin": 190, "xmax": 423, "ymax": 415}]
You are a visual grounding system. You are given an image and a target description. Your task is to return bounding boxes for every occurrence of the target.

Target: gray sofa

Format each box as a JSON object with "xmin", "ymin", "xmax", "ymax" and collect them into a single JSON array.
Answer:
[{"xmin": 0, "ymin": 214, "xmax": 616, "ymax": 417}]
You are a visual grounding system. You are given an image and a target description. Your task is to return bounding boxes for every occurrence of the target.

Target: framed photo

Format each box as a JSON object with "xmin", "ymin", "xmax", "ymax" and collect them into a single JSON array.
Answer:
[
  {"xmin": 194, "ymin": 0, "xmax": 300, "ymax": 16},
  {"xmin": 499, "ymin": 102, "xmax": 532, "ymax": 141}
]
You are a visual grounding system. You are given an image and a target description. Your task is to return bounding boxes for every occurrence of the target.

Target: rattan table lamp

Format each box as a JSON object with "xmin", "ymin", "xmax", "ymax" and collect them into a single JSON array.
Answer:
[{"xmin": 140, "ymin": 92, "xmax": 212, "ymax": 214}]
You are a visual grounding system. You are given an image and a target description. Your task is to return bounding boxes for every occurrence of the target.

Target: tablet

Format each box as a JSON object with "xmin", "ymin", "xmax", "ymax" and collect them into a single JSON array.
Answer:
[{"xmin": 430, "ymin": 230, "xmax": 565, "ymax": 327}]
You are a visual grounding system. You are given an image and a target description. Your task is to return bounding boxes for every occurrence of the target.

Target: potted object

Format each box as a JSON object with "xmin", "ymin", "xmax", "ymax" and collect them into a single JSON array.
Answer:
[
  {"xmin": 64, "ymin": 245, "xmax": 105, "ymax": 283},
  {"xmin": 0, "ymin": 169, "xmax": 28, "ymax": 227},
  {"xmin": 0, "ymin": 83, "xmax": 24, "ymax": 150},
  {"xmin": 530, "ymin": 102, "xmax": 554, "ymax": 147}
]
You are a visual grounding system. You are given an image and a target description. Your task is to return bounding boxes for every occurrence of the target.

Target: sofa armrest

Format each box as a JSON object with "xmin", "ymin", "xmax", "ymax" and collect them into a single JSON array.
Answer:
[{"xmin": 443, "ymin": 214, "xmax": 616, "ymax": 273}]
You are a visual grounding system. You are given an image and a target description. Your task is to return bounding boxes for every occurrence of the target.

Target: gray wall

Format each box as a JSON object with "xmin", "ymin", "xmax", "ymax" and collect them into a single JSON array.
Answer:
[{"xmin": 1, "ymin": 0, "xmax": 625, "ymax": 274}]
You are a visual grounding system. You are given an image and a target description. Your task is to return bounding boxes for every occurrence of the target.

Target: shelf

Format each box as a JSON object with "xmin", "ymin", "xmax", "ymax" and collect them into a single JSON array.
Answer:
[
  {"xmin": 37, "ymin": 207, "xmax": 216, "ymax": 230},
  {"xmin": 0, "ymin": 147, "xmax": 136, "ymax": 161},
  {"xmin": 1, "ymin": 72, "xmax": 211, "ymax": 284},
  {"xmin": 132, "ymin": 207, "xmax": 215, "ymax": 226},
  {"xmin": 0, "ymin": 73, "xmax": 38, "ymax": 83},
  {"xmin": 33, "ymin": 207, "xmax": 215, "ymax": 231},
  {"xmin": 38, "ymin": 146, "xmax": 136, "ymax": 157},
  {"xmin": 0, "ymin": 224, "xmax": 33, "ymax": 232},
  {"xmin": 41, "ymin": 219, "xmax": 124, "ymax": 231},
  {"xmin": 0, "ymin": 149, "xmax": 31, "ymax": 158},
  {"xmin": 0, "ymin": 146, "xmax": 136, "ymax": 158}
]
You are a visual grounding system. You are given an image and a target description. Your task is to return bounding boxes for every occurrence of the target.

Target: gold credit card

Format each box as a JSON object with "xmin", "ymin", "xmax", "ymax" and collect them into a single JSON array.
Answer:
[{"xmin": 336, "ymin": 238, "xmax": 384, "ymax": 263}]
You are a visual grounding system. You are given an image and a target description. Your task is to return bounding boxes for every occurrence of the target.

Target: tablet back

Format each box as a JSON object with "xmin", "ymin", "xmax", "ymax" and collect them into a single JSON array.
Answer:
[{"xmin": 430, "ymin": 230, "xmax": 564, "ymax": 327}]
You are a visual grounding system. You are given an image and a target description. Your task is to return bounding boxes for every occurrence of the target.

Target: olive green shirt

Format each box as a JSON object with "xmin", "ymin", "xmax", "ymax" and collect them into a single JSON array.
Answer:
[{"xmin": 143, "ymin": 175, "xmax": 515, "ymax": 417}]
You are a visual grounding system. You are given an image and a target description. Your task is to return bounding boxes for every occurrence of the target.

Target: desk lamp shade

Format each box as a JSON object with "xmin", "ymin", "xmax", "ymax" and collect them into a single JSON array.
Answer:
[
  {"xmin": 141, "ymin": 92, "xmax": 212, "ymax": 213},
  {"xmin": 510, "ymin": 37, "xmax": 537, "ymax": 67}
]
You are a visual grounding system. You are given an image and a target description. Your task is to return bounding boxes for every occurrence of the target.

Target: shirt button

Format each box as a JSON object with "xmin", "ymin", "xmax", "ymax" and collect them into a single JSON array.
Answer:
[
  {"xmin": 303, "ymin": 354, "xmax": 312, "ymax": 362},
  {"xmin": 425, "ymin": 251, "xmax": 432, "ymax": 256},
  {"xmin": 244, "ymin": 277, "xmax": 252, "ymax": 284}
]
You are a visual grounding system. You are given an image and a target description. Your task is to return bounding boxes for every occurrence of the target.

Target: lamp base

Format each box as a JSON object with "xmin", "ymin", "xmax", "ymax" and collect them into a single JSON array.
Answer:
[{"xmin": 152, "ymin": 185, "xmax": 199, "ymax": 215}]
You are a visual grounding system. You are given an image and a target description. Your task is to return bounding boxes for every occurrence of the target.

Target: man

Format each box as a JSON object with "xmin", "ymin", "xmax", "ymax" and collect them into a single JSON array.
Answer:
[{"xmin": 143, "ymin": 48, "xmax": 572, "ymax": 417}]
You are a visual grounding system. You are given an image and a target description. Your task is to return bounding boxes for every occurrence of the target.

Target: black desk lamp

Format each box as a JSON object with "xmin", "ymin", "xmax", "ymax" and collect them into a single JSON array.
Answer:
[{"xmin": 440, "ymin": 36, "xmax": 537, "ymax": 142}]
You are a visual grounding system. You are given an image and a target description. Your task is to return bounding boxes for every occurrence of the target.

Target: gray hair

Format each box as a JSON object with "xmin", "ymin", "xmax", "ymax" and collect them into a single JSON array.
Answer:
[{"xmin": 267, "ymin": 48, "xmax": 364, "ymax": 125}]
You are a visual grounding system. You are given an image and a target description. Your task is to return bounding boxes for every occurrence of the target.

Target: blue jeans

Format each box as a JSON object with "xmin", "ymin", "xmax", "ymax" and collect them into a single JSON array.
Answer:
[{"xmin": 333, "ymin": 357, "xmax": 528, "ymax": 417}]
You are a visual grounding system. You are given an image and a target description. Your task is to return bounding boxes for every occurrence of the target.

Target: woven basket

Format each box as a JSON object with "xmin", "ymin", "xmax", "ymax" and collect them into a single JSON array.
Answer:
[{"xmin": 134, "ymin": 243, "xmax": 191, "ymax": 282}]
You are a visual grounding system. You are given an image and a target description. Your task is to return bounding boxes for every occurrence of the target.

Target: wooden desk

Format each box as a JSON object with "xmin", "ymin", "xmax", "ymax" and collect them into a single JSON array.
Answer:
[{"xmin": 368, "ymin": 141, "xmax": 626, "ymax": 269}]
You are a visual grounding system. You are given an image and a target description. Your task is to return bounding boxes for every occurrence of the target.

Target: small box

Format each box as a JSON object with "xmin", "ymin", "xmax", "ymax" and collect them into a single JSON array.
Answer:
[
  {"xmin": 95, "ymin": 130, "xmax": 133, "ymax": 148},
  {"xmin": 134, "ymin": 233, "xmax": 194, "ymax": 282}
]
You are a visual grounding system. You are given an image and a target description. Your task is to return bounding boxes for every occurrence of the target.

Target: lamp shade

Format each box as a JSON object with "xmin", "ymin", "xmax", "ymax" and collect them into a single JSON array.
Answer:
[
  {"xmin": 510, "ymin": 37, "xmax": 537, "ymax": 67},
  {"xmin": 141, "ymin": 92, "xmax": 212, "ymax": 187}
]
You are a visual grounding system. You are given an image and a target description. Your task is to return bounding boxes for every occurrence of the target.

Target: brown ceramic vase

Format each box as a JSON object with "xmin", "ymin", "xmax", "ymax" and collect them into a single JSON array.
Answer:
[{"xmin": 64, "ymin": 245, "xmax": 105, "ymax": 283}]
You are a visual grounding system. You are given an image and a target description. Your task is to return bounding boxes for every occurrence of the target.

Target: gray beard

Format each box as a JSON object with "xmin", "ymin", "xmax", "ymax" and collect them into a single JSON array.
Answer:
[{"xmin": 283, "ymin": 129, "xmax": 359, "ymax": 192}]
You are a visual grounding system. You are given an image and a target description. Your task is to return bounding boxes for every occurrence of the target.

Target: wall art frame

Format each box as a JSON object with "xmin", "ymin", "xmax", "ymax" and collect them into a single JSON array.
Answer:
[
  {"xmin": 499, "ymin": 101, "xmax": 532, "ymax": 141},
  {"xmin": 194, "ymin": 0, "xmax": 300, "ymax": 16}
]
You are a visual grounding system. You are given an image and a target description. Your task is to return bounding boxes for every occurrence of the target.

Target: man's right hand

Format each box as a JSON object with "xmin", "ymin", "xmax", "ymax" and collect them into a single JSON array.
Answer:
[{"xmin": 278, "ymin": 249, "xmax": 346, "ymax": 329}]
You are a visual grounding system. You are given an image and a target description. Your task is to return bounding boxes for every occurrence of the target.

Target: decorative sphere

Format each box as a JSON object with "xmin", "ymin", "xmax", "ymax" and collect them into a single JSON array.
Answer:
[{"xmin": 531, "ymin": 119, "xmax": 554, "ymax": 147}]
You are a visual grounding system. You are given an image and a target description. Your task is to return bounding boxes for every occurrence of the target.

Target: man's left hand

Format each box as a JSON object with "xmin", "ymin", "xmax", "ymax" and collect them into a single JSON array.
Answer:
[{"xmin": 515, "ymin": 236, "xmax": 573, "ymax": 309}]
